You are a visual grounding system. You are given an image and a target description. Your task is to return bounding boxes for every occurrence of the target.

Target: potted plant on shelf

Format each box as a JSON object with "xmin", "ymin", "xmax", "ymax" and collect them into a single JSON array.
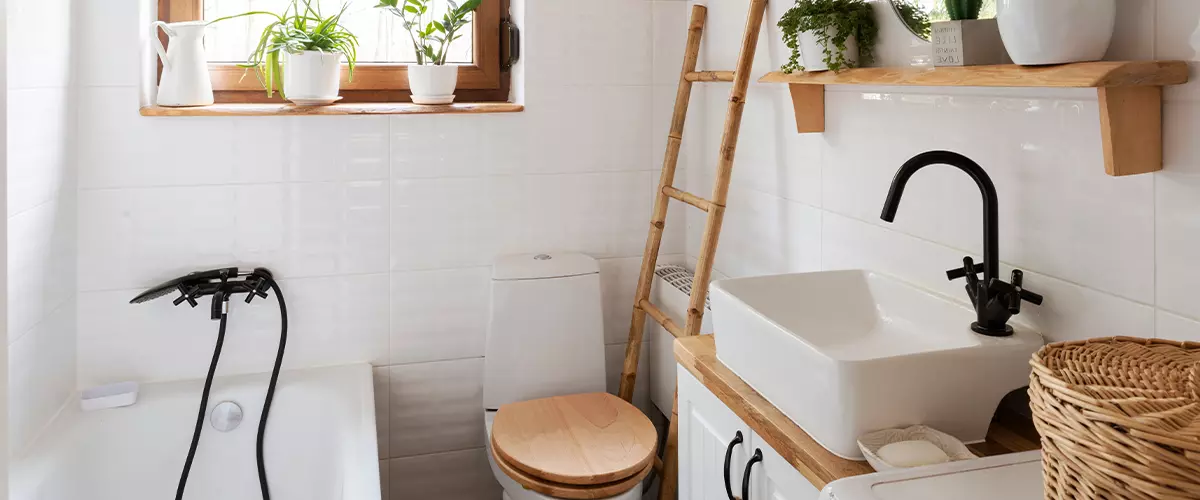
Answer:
[
  {"xmin": 931, "ymin": 0, "xmax": 1007, "ymax": 66},
  {"xmin": 211, "ymin": 0, "xmax": 359, "ymax": 106},
  {"xmin": 376, "ymin": 0, "xmax": 482, "ymax": 104},
  {"xmin": 779, "ymin": 0, "xmax": 878, "ymax": 73}
]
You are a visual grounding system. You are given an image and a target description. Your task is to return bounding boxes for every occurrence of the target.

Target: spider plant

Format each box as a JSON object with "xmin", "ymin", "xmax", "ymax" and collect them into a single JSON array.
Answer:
[
  {"xmin": 210, "ymin": 0, "xmax": 359, "ymax": 98},
  {"xmin": 375, "ymin": 0, "xmax": 482, "ymax": 65}
]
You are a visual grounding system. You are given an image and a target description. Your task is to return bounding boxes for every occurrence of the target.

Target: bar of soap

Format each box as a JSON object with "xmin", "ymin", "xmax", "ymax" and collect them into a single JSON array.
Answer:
[{"xmin": 876, "ymin": 440, "xmax": 951, "ymax": 468}]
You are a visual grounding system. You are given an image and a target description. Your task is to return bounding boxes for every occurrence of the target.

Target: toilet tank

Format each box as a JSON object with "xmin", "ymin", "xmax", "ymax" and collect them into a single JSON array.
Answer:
[{"xmin": 482, "ymin": 253, "xmax": 608, "ymax": 410}]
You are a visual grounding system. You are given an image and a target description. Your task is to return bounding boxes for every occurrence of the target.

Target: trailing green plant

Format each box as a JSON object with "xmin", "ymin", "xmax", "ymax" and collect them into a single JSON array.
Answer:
[
  {"xmin": 209, "ymin": 0, "xmax": 359, "ymax": 98},
  {"xmin": 893, "ymin": 0, "xmax": 930, "ymax": 39},
  {"xmin": 945, "ymin": 0, "xmax": 982, "ymax": 20},
  {"xmin": 375, "ymin": 0, "xmax": 482, "ymax": 65},
  {"xmin": 779, "ymin": 0, "xmax": 878, "ymax": 73}
]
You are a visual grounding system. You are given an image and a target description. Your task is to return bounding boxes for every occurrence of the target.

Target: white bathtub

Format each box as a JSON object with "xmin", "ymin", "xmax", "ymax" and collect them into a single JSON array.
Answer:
[{"xmin": 12, "ymin": 364, "xmax": 381, "ymax": 500}]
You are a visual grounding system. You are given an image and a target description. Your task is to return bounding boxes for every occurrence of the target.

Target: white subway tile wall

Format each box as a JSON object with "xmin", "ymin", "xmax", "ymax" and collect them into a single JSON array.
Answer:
[
  {"xmin": 684, "ymin": 0, "xmax": 1200, "ymax": 352},
  {"xmin": 8, "ymin": 0, "xmax": 78, "ymax": 455},
  {"xmin": 73, "ymin": 0, "xmax": 675, "ymax": 496}
]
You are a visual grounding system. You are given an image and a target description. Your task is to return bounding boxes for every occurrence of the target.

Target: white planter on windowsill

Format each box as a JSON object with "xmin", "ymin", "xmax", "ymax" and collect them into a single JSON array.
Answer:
[
  {"xmin": 283, "ymin": 50, "xmax": 343, "ymax": 106},
  {"xmin": 408, "ymin": 64, "xmax": 459, "ymax": 105}
]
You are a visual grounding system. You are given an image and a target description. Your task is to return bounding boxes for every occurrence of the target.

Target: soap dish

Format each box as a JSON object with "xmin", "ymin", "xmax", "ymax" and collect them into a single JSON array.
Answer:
[
  {"xmin": 80, "ymin": 381, "xmax": 139, "ymax": 411},
  {"xmin": 857, "ymin": 425, "xmax": 977, "ymax": 472}
]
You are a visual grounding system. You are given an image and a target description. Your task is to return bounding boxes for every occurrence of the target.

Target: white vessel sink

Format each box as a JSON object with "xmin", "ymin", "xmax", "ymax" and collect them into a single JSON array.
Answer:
[{"xmin": 711, "ymin": 270, "xmax": 1043, "ymax": 460}]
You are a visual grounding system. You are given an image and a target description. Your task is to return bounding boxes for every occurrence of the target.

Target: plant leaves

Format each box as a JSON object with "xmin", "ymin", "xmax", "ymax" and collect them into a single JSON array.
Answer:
[{"xmin": 457, "ymin": 0, "xmax": 481, "ymax": 15}]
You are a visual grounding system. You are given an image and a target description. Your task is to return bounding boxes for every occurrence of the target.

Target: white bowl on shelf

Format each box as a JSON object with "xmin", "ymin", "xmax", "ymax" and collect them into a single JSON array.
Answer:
[{"xmin": 857, "ymin": 425, "xmax": 977, "ymax": 472}]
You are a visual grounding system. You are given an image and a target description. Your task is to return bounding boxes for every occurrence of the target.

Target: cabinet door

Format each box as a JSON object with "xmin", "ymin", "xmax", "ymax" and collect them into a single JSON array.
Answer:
[
  {"xmin": 678, "ymin": 367, "xmax": 752, "ymax": 500},
  {"xmin": 745, "ymin": 432, "xmax": 821, "ymax": 500}
]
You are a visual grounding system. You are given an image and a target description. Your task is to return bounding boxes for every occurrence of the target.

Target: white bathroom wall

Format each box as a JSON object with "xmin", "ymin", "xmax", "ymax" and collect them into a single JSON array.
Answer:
[
  {"xmin": 74, "ymin": 0, "xmax": 680, "ymax": 497},
  {"xmin": 670, "ymin": 0, "xmax": 1200, "ymax": 346},
  {"xmin": 6, "ymin": 0, "xmax": 77, "ymax": 456}
]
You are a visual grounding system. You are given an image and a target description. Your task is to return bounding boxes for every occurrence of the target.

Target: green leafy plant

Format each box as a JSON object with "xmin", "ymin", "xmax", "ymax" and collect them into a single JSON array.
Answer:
[
  {"xmin": 894, "ymin": 0, "xmax": 930, "ymax": 39},
  {"xmin": 945, "ymin": 0, "xmax": 983, "ymax": 20},
  {"xmin": 209, "ymin": 0, "xmax": 359, "ymax": 98},
  {"xmin": 779, "ymin": 0, "xmax": 878, "ymax": 73},
  {"xmin": 375, "ymin": 0, "xmax": 482, "ymax": 65}
]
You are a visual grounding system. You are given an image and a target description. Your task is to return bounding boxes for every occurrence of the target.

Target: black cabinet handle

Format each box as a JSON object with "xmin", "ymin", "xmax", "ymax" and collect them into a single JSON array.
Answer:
[
  {"xmin": 723, "ymin": 431, "xmax": 744, "ymax": 500},
  {"xmin": 741, "ymin": 449, "xmax": 763, "ymax": 500}
]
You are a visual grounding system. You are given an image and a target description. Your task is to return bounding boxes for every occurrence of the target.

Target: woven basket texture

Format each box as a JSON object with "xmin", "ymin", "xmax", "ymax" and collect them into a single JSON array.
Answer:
[{"xmin": 1029, "ymin": 336, "xmax": 1200, "ymax": 499}]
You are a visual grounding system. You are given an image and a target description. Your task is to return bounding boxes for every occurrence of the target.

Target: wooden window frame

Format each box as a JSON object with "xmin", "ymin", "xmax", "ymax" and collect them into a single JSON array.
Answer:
[{"xmin": 158, "ymin": 0, "xmax": 509, "ymax": 103}]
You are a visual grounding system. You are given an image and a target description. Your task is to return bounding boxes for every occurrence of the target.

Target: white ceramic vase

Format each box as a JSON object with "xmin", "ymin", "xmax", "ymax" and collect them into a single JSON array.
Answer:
[
  {"xmin": 799, "ymin": 26, "xmax": 858, "ymax": 72},
  {"xmin": 997, "ymin": 0, "xmax": 1116, "ymax": 65},
  {"xmin": 283, "ymin": 50, "xmax": 343, "ymax": 103},
  {"xmin": 151, "ymin": 21, "xmax": 214, "ymax": 107},
  {"xmin": 408, "ymin": 64, "xmax": 459, "ymax": 104}
]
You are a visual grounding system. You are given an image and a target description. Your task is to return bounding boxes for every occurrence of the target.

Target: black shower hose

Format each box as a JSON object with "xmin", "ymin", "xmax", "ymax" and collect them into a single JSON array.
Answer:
[{"xmin": 174, "ymin": 278, "xmax": 288, "ymax": 500}]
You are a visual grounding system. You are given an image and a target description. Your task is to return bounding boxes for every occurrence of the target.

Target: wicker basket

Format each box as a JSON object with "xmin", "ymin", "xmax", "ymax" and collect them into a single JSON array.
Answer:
[{"xmin": 1029, "ymin": 336, "xmax": 1200, "ymax": 500}]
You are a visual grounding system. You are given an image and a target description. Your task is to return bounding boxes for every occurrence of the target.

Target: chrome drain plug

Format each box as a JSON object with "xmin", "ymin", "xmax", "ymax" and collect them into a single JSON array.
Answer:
[{"xmin": 210, "ymin": 401, "xmax": 244, "ymax": 432}]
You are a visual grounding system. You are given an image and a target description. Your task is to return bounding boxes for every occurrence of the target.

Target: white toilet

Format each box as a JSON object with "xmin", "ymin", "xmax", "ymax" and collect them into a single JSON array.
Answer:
[{"xmin": 483, "ymin": 253, "xmax": 657, "ymax": 500}]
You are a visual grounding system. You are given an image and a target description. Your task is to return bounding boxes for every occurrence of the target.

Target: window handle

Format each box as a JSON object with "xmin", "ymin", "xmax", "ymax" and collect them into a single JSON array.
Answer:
[
  {"xmin": 741, "ymin": 449, "xmax": 764, "ymax": 500},
  {"xmin": 501, "ymin": 19, "xmax": 521, "ymax": 70},
  {"xmin": 723, "ymin": 431, "xmax": 744, "ymax": 500}
]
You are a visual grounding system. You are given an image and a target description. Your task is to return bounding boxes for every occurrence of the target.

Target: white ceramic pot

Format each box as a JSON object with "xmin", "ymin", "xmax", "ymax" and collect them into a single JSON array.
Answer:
[
  {"xmin": 997, "ymin": 0, "xmax": 1116, "ymax": 65},
  {"xmin": 408, "ymin": 64, "xmax": 459, "ymax": 104},
  {"xmin": 799, "ymin": 26, "xmax": 858, "ymax": 72},
  {"xmin": 283, "ymin": 50, "xmax": 343, "ymax": 101}
]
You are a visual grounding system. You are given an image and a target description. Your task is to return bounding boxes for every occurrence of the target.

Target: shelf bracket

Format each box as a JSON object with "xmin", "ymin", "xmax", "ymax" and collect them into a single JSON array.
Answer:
[
  {"xmin": 787, "ymin": 84, "xmax": 825, "ymax": 133},
  {"xmin": 1098, "ymin": 86, "xmax": 1163, "ymax": 176}
]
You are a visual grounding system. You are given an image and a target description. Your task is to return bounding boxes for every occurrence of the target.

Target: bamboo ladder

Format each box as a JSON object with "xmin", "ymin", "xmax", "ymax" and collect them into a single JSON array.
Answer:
[{"xmin": 617, "ymin": 1, "xmax": 769, "ymax": 499}]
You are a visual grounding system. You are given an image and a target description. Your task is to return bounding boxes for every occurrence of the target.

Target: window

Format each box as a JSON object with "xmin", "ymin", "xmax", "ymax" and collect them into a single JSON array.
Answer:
[{"xmin": 158, "ymin": 0, "xmax": 508, "ymax": 103}]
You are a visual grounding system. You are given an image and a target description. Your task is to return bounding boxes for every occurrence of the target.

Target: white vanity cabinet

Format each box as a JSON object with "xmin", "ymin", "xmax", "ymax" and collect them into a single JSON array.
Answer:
[
  {"xmin": 749, "ymin": 440, "xmax": 821, "ymax": 500},
  {"xmin": 678, "ymin": 366, "xmax": 753, "ymax": 499},
  {"xmin": 678, "ymin": 368, "xmax": 821, "ymax": 500}
]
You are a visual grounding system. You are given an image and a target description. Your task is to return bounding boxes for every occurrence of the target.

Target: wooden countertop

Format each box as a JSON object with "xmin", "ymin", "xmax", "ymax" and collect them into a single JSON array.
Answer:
[{"xmin": 674, "ymin": 335, "xmax": 1041, "ymax": 490}]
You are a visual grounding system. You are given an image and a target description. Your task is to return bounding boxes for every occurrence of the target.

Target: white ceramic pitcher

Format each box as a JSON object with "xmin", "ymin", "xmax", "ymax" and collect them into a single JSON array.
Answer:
[{"xmin": 152, "ymin": 21, "xmax": 214, "ymax": 107}]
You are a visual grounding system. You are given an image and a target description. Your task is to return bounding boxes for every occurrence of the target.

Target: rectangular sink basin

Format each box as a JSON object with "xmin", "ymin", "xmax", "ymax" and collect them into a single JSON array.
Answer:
[{"xmin": 711, "ymin": 270, "xmax": 1043, "ymax": 460}]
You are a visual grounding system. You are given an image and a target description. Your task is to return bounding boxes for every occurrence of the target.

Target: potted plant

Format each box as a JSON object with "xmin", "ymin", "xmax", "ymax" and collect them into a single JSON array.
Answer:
[
  {"xmin": 997, "ymin": 0, "xmax": 1115, "ymax": 65},
  {"xmin": 930, "ymin": 0, "xmax": 1007, "ymax": 66},
  {"xmin": 211, "ymin": 0, "xmax": 359, "ymax": 106},
  {"xmin": 376, "ymin": 0, "xmax": 481, "ymax": 104},
  {"xmin": 779, "ymin": 0, "xmax": 878, "ymax": 73}
]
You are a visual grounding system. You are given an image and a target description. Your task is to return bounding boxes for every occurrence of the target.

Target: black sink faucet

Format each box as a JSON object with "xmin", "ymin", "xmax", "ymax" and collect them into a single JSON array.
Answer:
[{"xmin": 879, "ymin": 150, "xmax": 1043, "ymax": 337}]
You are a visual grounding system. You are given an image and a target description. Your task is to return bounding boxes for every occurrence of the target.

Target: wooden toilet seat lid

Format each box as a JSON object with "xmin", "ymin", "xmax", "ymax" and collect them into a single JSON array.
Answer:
[
  {"xmin": 491, "ymin": 392, "xmax": 657, "ymax": 486},
  {"xmin": 491, "ymin": 444, "xmax": 654, "ymax": 500}
]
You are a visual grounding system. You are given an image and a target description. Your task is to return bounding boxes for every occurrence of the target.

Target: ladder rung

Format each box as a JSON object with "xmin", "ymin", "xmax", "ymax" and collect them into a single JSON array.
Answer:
[
  {"xmin": 685, "ymin": 71, "xmax": 735, "ymax": 82},
  {"xmin": 639, "ymin": 299, "xmax": 684, "ymax": 338},
  {"xmin": 662, "ymin": 186, "xmax": 713, "ymax": 212}
]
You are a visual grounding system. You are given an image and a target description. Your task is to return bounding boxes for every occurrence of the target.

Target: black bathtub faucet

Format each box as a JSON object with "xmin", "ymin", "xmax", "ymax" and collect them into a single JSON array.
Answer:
[{"xmin": 880, "ymin": 150, "xmax": 1043, "ymax": 337}]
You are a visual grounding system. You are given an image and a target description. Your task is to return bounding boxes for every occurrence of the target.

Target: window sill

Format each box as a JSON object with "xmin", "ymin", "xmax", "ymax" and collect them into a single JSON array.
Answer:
[{"xmin": 139, "ymin": 102, "xmax": 524, "ymax": 117}]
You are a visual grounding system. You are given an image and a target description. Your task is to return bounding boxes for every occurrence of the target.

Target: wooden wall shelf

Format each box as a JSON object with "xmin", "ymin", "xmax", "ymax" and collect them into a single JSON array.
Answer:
[{"xmin": 759, "ymin": 61, "xmax": 1190, "ymax": 177}]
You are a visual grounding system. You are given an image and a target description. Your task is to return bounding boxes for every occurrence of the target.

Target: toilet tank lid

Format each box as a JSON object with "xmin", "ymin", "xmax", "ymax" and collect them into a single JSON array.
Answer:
[{"xmin": 493, "ymin": 253, "xmax": 599, "ymax": 281}]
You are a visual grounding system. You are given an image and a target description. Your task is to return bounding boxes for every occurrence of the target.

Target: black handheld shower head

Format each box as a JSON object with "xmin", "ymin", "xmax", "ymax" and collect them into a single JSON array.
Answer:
[
  {"xmin": 131, "ymin": 267, "xmax": 276, "ymax": 321},
  {"xmin": 129, "ymin": 267, "xmax": 241, "ymax": 304}
]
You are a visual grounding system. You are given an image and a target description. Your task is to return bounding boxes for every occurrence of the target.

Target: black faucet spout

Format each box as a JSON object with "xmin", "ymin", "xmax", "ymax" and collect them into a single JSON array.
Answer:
[
  {"xmin": 880, "ymin": 151, "xmax": 1038, "ymax": 337},
  {"xmin": 880, "ymin": 150, "xmax": 1000, "ymax": 286}
]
